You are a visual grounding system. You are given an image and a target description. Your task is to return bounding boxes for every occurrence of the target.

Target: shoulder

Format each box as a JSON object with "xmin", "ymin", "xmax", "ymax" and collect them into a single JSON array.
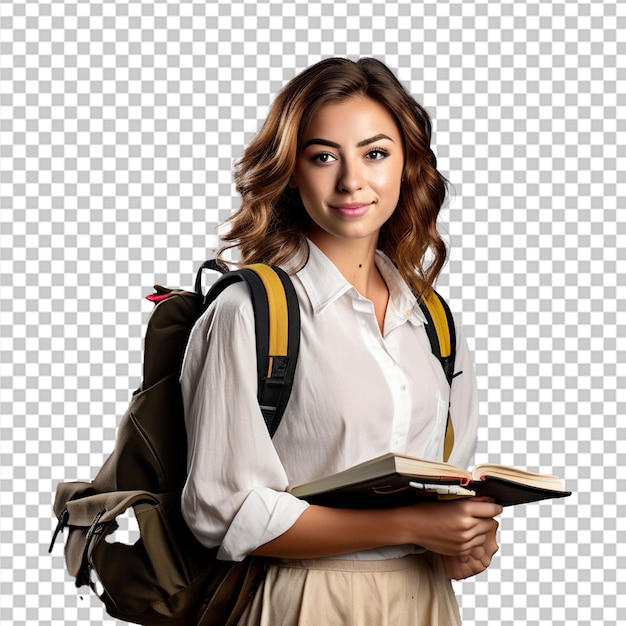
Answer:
[
  {"xmin": 182, "ymin": 280, "xmax": 258, "ymax": 380},
  {"xmin": 188, "ymin": 280, "xmax": 255, "ymax": 346},
  {"xmin": 206, "ymin": 280, "xmax": 254, "ymax": 316}
]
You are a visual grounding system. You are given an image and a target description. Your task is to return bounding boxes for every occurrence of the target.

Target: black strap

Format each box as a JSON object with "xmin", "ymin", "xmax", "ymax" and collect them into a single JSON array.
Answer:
[
  {"xmin": 199, "ymin": 263, "xmax": 299, "ymax": 438},
  {"xmin": 258, "ymin": 266, "xmax": 300, "ymax": 437},
  {"xmin": 419, "ymin": 290, "xmax": 456, "ymax": 386},
  {"xmin": 194, "ymin": 258, "xmax": 226, "ymax": 293}
]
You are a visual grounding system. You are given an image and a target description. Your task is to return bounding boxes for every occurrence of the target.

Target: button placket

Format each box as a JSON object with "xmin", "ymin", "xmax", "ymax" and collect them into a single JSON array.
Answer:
[{"xmin": 353, "ymin": 297, "xmax": 412, "ymax": 452}]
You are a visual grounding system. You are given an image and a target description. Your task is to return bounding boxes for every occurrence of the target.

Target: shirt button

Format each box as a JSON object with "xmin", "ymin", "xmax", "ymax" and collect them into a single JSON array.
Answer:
[{"xmin": 400, "ymin": 384, "xmax": 406, "ymax": 391}]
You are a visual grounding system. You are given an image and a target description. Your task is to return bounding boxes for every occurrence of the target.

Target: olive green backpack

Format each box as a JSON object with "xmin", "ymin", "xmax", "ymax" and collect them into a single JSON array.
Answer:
[{"xmin": 49, "ymin": 262, "xmax": 301, "ymax": 625}]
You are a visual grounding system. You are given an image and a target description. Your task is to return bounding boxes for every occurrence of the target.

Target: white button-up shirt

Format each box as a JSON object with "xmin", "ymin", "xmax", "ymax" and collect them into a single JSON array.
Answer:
[{"xmin": 181, "ymin": 241, "xmax": 478, "ymax": 561}]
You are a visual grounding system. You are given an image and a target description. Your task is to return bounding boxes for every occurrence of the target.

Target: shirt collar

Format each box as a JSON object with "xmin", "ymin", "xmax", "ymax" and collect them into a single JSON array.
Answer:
[{"xmin": 296, "ymin": 240, "xmax": 426, "ymax": 326}]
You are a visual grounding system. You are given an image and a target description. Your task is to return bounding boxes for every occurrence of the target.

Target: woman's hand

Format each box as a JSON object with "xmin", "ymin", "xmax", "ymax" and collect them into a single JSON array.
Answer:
[
  {"xmin": 405, "ymin": 496, "xmax": 501, "ymax": 580},
  {"xmin": 441, "ymin": 518, "xmax": 500, "ymax": 580}
]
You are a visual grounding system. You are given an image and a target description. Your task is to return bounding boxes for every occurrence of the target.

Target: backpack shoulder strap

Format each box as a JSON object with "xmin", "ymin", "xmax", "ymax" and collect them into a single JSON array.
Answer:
[
  {"xmin": 419, "ymin": 290, "xmax": 456, "ymax": 385},
  {"xmin": 200, "ymin": 263, "xmax": 300, "ymax": 438},
  {"xmin": 419, "ymin": 290, "xmax": 456, "ymax": 461}
]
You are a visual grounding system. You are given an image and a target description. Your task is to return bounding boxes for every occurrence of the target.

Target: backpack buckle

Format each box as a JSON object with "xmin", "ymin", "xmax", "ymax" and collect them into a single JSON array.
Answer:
[{"xmin": 265, "ymin": 355, "xmax": 290, "ymax": 385}]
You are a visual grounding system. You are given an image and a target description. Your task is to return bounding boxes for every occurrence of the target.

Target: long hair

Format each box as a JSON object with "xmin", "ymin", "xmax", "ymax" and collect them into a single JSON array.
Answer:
[{"xmin": 218, "ymin": 57, "xmax": 448, "ymax": 298}]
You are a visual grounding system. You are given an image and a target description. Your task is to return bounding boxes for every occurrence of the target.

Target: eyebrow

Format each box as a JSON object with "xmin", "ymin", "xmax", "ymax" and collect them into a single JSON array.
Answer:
[{"xmin": 302, "ymin": 133, "xmax": 395, "ymax": 150}]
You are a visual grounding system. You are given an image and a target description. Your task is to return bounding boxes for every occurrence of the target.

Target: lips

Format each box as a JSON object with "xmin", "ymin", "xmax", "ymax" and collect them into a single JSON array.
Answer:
[{"xmin": 332, "ymin": 202, "xmax": 371, "ymax": 217}]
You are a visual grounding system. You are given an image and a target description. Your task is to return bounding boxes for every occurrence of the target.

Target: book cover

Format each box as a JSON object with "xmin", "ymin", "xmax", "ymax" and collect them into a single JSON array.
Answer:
[{"xmin": 290, "ymin": 453, "xmax": 571, "ymax": 508}]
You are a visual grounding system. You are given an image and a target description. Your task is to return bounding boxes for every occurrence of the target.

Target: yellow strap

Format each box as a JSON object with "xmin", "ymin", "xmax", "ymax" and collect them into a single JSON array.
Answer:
[
  {"xmin": 246, "ymin": 264, "xmax": 289, "ymax": 377},
  {"xmin": 423, "ymin": 292, "xmax": 454, "ymax": 461},
  {"xmin": 443, "ymin": 411, "xmax": 454, "ymax": 462},
  {"xmin": 422, "ymin": 292, "xmax": 451, "ymax": 358}
]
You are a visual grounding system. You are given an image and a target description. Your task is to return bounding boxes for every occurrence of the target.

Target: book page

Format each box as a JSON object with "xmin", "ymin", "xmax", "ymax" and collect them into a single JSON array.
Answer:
[{"xmin": 471, "ymin": 464, "xmax": 566, "ymax": 491}]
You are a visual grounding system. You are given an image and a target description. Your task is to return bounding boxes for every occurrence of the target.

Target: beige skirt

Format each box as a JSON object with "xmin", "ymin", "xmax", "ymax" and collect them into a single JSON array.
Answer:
[{"xmin": 236, "ymin": 553, "xmax": 461, "ymax": 626}]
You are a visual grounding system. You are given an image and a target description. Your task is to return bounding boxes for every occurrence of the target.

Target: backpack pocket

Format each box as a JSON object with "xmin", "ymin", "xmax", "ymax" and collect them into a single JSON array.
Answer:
[{"xmin": 56, "ymin": 489, "xmax": 263, "ymax": 624}]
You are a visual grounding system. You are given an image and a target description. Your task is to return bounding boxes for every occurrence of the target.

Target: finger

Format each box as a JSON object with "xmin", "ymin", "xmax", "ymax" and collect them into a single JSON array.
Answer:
[
  {"xmin": 478, "ymin": 503, "xmax": 503, "ymax": 517},
  {"xmin": 461, "ymin": 520, "xmax": 501, "ymax": 550},
  {"xmin": 456, "ymin": 521, "xmax": 494, "ymax": 554},
  {"xmin": 485, "ymin": 536, "xmax": 500, "ymax": 557},
  {"xmin": 465, "ymin": 545, "xmax": 496, "ymax": 570},
  {"xmin": 467, "ymin": 518, "xmax": 500, "ymax": 539},
  {"xmin": 459, "ymin": 500, "xmax": 503, "ymax": 518},
  {"xmin": 458, "ymin": 534, "xmax": 491, "ymax": 555},
  {"xmin": 473, "ymin": 536, "xmax": 499, "ymax": 566},
  {"xmin": 476, "ymin": 553, "xmax": 491, "ymax": 570},
  {"xmin": 481, "ymin": 542, "xmax": 498, "ymax": 567}
]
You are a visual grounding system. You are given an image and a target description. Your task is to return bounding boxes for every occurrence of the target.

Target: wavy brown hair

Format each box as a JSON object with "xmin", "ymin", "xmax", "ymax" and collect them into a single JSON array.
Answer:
[{"xmin": 218, "ymin": 57, "xmax": 448, "ymax": 298}]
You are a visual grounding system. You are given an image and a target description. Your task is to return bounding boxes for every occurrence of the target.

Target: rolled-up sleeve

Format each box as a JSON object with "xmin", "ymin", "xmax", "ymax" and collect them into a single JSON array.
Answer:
[{"xmin": 180, "ymin": 282, "xmax": 309, "ymax": 562}]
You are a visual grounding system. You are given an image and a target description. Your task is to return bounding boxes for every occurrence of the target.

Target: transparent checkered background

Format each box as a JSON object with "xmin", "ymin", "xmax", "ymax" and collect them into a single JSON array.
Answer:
[{"xmin": 1, "ymin": 0, "xmax": 624, "ymax": 624}]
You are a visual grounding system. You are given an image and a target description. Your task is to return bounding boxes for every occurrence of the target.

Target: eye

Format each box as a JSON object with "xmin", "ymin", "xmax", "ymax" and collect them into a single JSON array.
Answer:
[
  {"xmin": 366, "ymin": 148, "xmax": 390, "ymax": 160},
  {"xmin": 311, "ymin": 152, "xmax": 337, "ymax": 164}
]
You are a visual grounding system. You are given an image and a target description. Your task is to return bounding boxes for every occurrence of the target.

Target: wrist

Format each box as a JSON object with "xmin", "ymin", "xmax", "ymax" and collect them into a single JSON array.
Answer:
[{"xmin": 387, "ymin": 504, "xmax": 425, "ymax": 547}]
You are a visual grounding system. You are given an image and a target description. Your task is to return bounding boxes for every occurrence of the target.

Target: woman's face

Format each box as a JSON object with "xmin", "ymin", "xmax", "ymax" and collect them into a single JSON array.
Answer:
[{"xmin": 292, "ymin": 96, "xmax": 404, "ymax": 249}]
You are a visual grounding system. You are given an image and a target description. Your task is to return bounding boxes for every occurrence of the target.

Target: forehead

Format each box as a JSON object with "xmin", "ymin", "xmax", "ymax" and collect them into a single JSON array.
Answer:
[{"xmin": 300, "ymin": 96, "xmax": 401, "ymax": 144}]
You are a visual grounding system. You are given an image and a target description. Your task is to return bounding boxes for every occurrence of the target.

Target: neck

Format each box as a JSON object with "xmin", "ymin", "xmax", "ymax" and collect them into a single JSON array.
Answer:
[{"xmin": 309, "ymin": 232, "xmax": 381, "ymax": 298}]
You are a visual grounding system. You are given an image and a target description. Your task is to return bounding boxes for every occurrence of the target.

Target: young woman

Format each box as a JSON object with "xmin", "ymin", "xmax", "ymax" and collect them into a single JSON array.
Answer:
[{"xmin": 180, "ymin": 57, "xmax": 501, "ymax": 625}]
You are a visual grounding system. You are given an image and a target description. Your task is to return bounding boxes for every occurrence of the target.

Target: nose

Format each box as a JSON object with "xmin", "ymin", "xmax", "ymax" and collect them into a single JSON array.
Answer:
[{"xmin": 337, "ymin": 159, "xmax": 364, "ymax": 193}]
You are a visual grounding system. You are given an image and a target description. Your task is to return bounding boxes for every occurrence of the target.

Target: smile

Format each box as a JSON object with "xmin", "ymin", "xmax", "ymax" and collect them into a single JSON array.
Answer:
[{"xmin": 331, "ymin": 202, "xmax": 372, "ymax": 217}]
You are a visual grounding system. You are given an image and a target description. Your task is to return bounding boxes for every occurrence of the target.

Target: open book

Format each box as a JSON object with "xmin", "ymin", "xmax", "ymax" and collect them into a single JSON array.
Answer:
[{"xmin": 290, "ymin": 453, "xmax": 571, "ymax": 508}]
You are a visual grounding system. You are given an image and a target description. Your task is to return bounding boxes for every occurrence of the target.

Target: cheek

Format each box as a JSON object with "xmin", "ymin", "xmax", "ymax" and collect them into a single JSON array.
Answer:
[
  {"xmin": 297, "ymin": 181, "xmax": 319, "ymax": 206},
  {"xmin": 372, "ymin": 158, "xmax": 403, "ymax": 190},
  {"xmin": 295, "ymin": 163, "xmax": 322, "ymax": 191},
  {"xmin": 375, "ymin": 170, "xmax": 402, "ymax": 201}
]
